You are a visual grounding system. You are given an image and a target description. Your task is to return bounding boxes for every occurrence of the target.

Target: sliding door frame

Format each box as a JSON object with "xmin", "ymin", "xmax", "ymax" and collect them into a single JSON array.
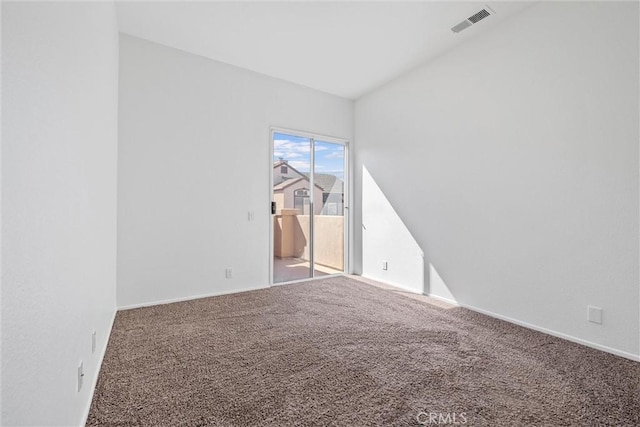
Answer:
[{"xmin": 268, "ymin": 126, "xmax": 350, "ymax": 286}]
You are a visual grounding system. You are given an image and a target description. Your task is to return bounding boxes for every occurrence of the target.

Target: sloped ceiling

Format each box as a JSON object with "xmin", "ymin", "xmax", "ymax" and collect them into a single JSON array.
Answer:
[{"xmin": 116, "ymin": 1, "xmax": 534, "ymax": 99}]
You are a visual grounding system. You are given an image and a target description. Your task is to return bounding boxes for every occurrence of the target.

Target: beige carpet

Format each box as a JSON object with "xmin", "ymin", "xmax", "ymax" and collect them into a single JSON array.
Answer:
[{"xmin": 87, "ymin": 276, "xmax": 640, "ymax": 426}]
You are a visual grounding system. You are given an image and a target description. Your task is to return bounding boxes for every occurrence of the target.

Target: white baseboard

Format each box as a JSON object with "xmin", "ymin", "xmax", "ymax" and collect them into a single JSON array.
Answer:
[
  {"xmin": 357, "ymin": 274, "xmax": 424, "ymax": 295},
  {"xmin": 84, "ymin": 277, "xmax": 638, "ymax": 427},
  {"xmin": 79, "ymin": 285, "xmax": 269, "ymax": 425},
  {"xmin": 117, "ymin": 285, "xmax": 270, "ymax": 311},
  {"xmin": 358, "ymin": 274, "xmax": 639, "ymax": 362},
  {"xmin": 458, "ymin": 302, "xmax": 640, "ymax": 362},
  {"xmin": 80, "ymin": 308, "xmax": 117, "ymax": 427},
  {"xmin": 424, "ymin": 293, "xmax": 460, "ymax": 306}
]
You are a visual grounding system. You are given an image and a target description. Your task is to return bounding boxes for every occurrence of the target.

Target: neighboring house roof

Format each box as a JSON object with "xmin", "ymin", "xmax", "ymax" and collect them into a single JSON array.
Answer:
[
  {"xmin": 274, "ymin": 160, "xmax": 305, "ymax": 176},
  {"xmin": 273, "ymin": 176, "xmax": 302, "ymax": 191},
  {"xmin": 303, "ymin": 173, "xmax": 343, "ymax": 193},
  {"xmin": 273, "ymin": 176, "xmax": 323, "ymax": 191},
  {"xmin": 273, "ymin": 160, "xmax": 343, "ymax": 193},
  {"xmin": 273, "ymin": 160, "xmax": 306, "ymax": 186}
]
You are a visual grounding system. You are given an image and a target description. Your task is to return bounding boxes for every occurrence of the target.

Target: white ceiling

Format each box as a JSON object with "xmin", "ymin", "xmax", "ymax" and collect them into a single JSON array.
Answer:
[{"xmin": 116, "ymin": 1, "xmax": 534, "ymax": 99}]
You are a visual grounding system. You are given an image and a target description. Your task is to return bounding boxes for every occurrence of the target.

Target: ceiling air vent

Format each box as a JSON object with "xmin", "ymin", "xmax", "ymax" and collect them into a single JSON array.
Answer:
[{"xmin": 451, "ymin": 6, "xmax": 494, "ymax": 33}]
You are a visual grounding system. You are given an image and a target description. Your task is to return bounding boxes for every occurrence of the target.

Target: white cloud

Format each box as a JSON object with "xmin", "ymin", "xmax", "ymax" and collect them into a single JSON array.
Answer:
[
  {"xmin": 274, "ymin": 139, "xmax": 309, "ymax": 152},
  {"xmin": 274, "ymin": 139, "xmax": 331, "ymax": 168},
  {"xmin": 325, "ymin": 151, "xmax": 344, "ymax": 159},
  {"xmin": 274, "ymin": 139, "xmax": 328, "ymax": 156},
  {"xmin": 274, "ymin": 139, "xmax": 309, "ymax": 163},
  {"xmin": 274, "ymin": 151, "xmax": 302, "ymax": 159}
]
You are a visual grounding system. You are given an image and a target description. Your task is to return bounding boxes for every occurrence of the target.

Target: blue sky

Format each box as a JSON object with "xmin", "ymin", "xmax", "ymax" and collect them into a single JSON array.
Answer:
[{"xmin": 273, "ymin": 132, "xmax": 344, "ymax": 178}]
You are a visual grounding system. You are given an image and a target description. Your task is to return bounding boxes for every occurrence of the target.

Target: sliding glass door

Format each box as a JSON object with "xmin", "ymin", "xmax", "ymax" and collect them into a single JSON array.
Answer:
[{"xmin": 271, "ymin": 130, "xmax": 347, "ymax": 284}]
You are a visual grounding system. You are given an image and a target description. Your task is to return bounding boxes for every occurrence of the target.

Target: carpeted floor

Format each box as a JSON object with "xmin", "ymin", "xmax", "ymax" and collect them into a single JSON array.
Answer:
[{"xmin": 87, "ymin": 276, "xmax": 640, "ymax": 426}]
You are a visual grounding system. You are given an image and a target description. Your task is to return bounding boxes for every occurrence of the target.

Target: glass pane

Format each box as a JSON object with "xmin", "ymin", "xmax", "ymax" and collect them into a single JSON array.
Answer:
[
  {"xmin": 313, "ymin": 141, "xmax": 345, "ymax": 275},
  {"xmin": 272, "ymin": 132, "xmax": 312, "ymax": 283}
]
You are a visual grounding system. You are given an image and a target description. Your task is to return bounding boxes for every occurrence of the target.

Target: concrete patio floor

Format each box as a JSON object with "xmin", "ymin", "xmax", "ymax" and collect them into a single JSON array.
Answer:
[{"xmin": 273, "ymin": 257, "xmax": 342, "ymax": 283}]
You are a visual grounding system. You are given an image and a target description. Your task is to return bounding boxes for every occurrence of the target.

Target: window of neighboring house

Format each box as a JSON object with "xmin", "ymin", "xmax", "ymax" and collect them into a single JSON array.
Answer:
[
  {"xmin": 294, "ymin": 188, "xmax": 310, "ymax": 214},
  {"xmin": 326, "ymin": 203, "xmax": 338, "ymax": 215},
  {"xmin": 281, "ymin": 166, "xmax": 288, "ymax": 174}
]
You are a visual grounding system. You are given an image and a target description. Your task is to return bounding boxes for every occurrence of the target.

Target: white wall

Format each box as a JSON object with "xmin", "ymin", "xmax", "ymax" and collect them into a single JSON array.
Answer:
[
  {"xmin": 354, "ymin": 2, "xmax": 639, "ymax": 359},
  {"xmin": 117, "ymin": 35, "xmax": 353, "ymax": 308},
  {"xmin": 2, "ymin": 2, "xmax": 119, "ymax": 426},
  {"xmin": 361, "ymin": 166, "xmax": 424, "ymax": 293}
]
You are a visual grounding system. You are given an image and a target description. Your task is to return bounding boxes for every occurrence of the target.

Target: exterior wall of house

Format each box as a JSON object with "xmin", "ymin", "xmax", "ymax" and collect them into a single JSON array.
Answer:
[{"xmin": 274, "ymin": 180, "xmax": 323, "ymax": 214}]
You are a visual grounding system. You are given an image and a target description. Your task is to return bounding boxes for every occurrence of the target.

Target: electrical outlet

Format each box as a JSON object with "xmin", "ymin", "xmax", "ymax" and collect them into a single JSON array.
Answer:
[
  {"xmin": 77, "ymin": 361, "xmax": 84, "ymax": 392},
  {"xmin": 382, "ymin": 261, "xmax": 388, "ymax": 271},
  {"xmin": 225, "ymin": 268, "xmax": 233, "ymax": 279},
  {"xmin": 588, "ymin": 306, "xmax": 603, "ymax": 324},
  {"xmin": 248, "ymin": 211, "xmax": 255, "ymax": 221},
  {"xmin": 92, "ymin": 330, "xmax": 97, "ymax": 354}
]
